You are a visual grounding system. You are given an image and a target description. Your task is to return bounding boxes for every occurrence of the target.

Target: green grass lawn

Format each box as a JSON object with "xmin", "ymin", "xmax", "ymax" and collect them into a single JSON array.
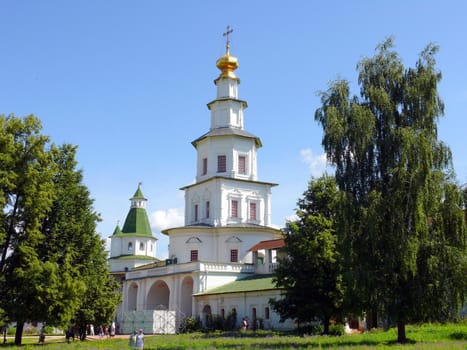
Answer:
[{"xmin": 2, "ymin": 323, "xmax": 466, "ymax": 349}]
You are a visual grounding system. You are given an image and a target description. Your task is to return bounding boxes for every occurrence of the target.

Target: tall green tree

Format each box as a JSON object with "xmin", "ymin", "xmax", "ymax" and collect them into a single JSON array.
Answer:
[
  {"xmin": 0, "ymin": 114, "xmax": 120, "ymax": 345},
  {"xmin": 315, "ymin": 38, "xmax": 466, "ymax": 343},
  {"xmin": 271, "ymin": 175, "xmax": 343, "ymax": 334},
  {"xmin": 0, "ymin": 114, "xmax": 61, "ymax": 345},
  {"xmin": 36, "ymin": 143, "xmax": 121, "ymax": 340}
]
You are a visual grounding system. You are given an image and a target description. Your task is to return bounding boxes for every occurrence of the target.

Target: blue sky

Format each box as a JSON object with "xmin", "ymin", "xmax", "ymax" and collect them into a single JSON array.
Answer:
[{"xmin": 1, "ymin": 1, "xmax": 466, "ymax": 258}]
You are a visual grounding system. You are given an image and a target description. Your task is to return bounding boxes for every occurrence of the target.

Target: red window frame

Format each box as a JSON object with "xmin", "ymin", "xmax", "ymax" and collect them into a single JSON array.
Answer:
[
  {"xmin": 238, "ymin": 155, "xmax": 246, "ymax": 174},
  {"xmin": 249, "ymin": 202, "xmax": 257, "ymax": 221},
  {"xmin": 230, "ymin": 249, "xmax": 238, "ymax": 262},
  {"xmin": 190, "ymin": 250, "xmax": 198, "ymax": 262},
  {"xmin": 217, "ymin": 155, "xmax": 226, "ymax": 173},
  {"xmin": 231, "ymin": 200, "xmax": 238, "ymax": 218}
]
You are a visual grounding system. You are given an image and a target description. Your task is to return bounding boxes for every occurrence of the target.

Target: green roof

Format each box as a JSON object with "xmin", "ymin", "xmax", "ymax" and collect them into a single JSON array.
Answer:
[
  {"xmin": 112, "ymin": 225, "xmax": 122, "ymax": 236},
  {"xmin": 121, "ymin": 207, "xmax": 152, "ymax": 236},
  {"xmin": 195, "ymin": 275, "xmax": 279, "ymax": 296},
  {"xmin": 132, "ymin": 184, "xmax": 146, "ymax": 199}
]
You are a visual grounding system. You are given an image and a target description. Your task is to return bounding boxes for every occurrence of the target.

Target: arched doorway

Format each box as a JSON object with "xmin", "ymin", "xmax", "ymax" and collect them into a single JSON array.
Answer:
[
  {"xmin": 147, "ymin": 280, "xmax": 170, "ymax": 309},
  {"xmin": 202, "ymin": 304, "xmax": 212, "ymax": 327},
  {"xmin": 181, "ymin": 276, "xmax": 194, "ymax": 317},
  {"xmin": 127, "ymin": 282, "xmax": 138, "ymax": 311}
]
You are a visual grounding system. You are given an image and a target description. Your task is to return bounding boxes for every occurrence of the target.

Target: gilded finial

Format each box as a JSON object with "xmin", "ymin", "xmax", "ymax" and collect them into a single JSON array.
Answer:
[
  {"xmin": 216, "ymin": 25, "xmax": 239, "ymax": 82},
  {"xmin": 223, "ymin": 25, "xmax": 233, "ymax": 54}
]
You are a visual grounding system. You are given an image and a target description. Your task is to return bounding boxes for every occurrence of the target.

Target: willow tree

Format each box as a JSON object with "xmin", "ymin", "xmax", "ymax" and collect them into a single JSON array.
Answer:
[{"xmin": 315, "ymin": 39, "xmax": 466, "ymax": 343}]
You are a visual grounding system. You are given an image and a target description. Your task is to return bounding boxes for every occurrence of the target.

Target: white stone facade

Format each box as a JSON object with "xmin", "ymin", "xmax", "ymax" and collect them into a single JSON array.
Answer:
[{"xmin": 114, "ymin": 48, "xmax": 292, "ymax": 333}]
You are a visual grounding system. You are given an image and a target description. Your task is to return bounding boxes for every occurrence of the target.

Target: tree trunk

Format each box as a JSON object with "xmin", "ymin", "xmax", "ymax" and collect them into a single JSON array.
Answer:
[
  {"xmin": 323, "ymin": 316, "xmax": 330, "ymax": 335},
  {"xmin": 366, "ymin": 308, "xmax": 378, "ymax": 329},
  {"xmin": 14, "ymin": 322, "xmax": 24, "ymax": 346},
  {"xmin": 0, "ymin": 197, "xmax": 18, "ymax": 273},
  {"xmin": 80, "ymin": 323, "xmax": 87, "ymax": 340},
  {"xmin": 397, "ymin": 321, "xmax": 406, "ymax": 343}
]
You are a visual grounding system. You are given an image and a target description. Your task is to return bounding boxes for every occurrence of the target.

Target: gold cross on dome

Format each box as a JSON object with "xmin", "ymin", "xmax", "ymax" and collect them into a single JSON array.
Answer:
[{"xmin": 223, "ymin": 25, "xmax": 233, "ymax": 54}]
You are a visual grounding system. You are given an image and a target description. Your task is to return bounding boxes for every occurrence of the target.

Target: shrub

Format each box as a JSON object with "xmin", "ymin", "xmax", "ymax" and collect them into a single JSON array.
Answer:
[
  {"xmin": 43, "ymin": 325, "xmax": 55, "ymax": 334},
  {"xmin": 299, "ymin": 324, "xmax": 323, "ymax": 335},
  {"xmin": 206, "ymin": 314, "xmax": 225, "ymax": 331},
  {"xmin": 224, "ymin": 310, "xmax": 237, "ymax": 331},
  {"xmin": 179, "ymin": 316, "xmax": 201, "ymax": 333},
  {"xmin": 329, "ymin": 324, "xmax": 344, "ymax": 336}
]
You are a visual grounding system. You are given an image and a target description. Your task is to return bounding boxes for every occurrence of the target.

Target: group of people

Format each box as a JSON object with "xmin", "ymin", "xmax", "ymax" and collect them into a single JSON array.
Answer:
[
  {"xmin": 96, "ymin": 322, "xmax": 116, "ymax": 338},
  {"xmin": 128, "ymin": 329, "xmax": 144, "ymax": 349}
]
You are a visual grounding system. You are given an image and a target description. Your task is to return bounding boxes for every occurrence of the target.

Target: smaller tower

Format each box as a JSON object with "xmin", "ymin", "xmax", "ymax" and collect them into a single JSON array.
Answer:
[{"xmin": 108, "ymin": 184, "xmax": 158, "ymax": 273}]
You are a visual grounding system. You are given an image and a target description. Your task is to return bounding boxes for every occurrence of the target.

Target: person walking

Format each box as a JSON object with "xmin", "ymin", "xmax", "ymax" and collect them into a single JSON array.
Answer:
[
  {"xmin": 128, "ymin": 330, "xmax": 137, "ymax": 350},
  {"xmin": 242, "ymin": 317, "xmax": 249, "ymax": 331},
  {"xmin": 135, "ymin": 329, "xmax": 144, "ymax": 349}
]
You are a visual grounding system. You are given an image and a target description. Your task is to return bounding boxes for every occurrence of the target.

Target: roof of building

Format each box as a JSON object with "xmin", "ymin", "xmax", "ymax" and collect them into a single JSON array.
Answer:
[
  {"xmin": 249, "ymin": 238, "xmax": 285, "ymax": 252},
  {"xmin": 194, "ymin": 275, "xmax": 279, "ymax": 296},
  {"xmin": 162, "ymin": 223, "xmax": 281, "ymax": 235},
  {"xmin": 121, "ymin": 207, "xmax": 152, "ymax": 236},
  {"xmin": 108, "ymin": 255, "xmax": 157, "ymax": 261},
  {"xmin": 112, "ymin": 184, "xmax": 153, "ymax": 236},
  {"xmin": 132, "ymin": 185, "xmax": 146, "ymax": 199},
  {"xmin": 191, "ymin": 127, "xmax": 262, "ymax": 148},
  {"xmin": 112, "ymin": 225, "xmax": 123, "ymax": 236},
  {"xmin": 180, "ymin": 176, "xmax": 278, "ymax": 191}
]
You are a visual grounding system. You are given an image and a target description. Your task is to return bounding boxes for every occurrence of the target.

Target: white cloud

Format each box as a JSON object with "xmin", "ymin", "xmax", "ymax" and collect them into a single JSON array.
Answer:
[
  {"xmin": 285, "ymin": 213, "xmax": 298, "ymax": 223},
  {"xmin": 150, "ymin": 207, "xmax": 184, "ymax": 232},
  {"xmin": 300, "ymin": 148, "xmax": 328, "ymax": 177}
]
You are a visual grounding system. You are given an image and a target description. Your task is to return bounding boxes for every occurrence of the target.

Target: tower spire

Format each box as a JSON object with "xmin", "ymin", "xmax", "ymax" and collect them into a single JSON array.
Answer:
[
  {"xmin": 216, "ymin": 26, "xmax": 239, "ymax": 82},
  {"xmin": 223, "ymin": 25, "xmax": 233, "ymax": 54}
]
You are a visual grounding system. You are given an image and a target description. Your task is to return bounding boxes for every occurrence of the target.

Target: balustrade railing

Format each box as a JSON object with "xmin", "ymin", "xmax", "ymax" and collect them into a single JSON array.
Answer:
[{"xmin": 126, "ymin": 261, "xmax": 256, "ymax": 280}]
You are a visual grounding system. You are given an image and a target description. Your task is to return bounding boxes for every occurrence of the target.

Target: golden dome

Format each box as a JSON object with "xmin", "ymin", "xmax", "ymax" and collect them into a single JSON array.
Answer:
[{"xmin": 215, "ymin": 52, "xmax": 239, "ymax": 81}]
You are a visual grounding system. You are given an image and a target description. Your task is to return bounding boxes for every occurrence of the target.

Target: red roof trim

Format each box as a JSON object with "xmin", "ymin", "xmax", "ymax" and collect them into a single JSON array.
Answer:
[{"xmin": 249, "ymin": 238, "xmax": 285, "ymax": 252}]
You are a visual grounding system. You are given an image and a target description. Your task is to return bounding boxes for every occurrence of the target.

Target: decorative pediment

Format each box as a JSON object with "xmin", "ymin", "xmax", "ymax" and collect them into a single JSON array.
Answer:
[
  {"xmin": 186, "ymin": 236, "xmax": 202, "ymax": 244},
  {"xmin": 230, "ymin": 189, "xmax": 241, "ymax": 196},
  {"xmin": 225, "ymin": 236, "xmax": 242, "ymax": 243}
]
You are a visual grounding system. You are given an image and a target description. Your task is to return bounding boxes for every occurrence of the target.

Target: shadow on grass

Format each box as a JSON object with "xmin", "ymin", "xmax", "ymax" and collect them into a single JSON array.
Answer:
[
  {"xmin": 142, "ymin": 340, "xmax": 416, "ymax": 350},
  {"xmin": 189, "ymin": 331, "xmax": 421, "ymax": 349},
  {"xmin": 450, "ymin": 331, "xmax": 467, "ymax": 340},
  {"xmin": 0, "ymin": 339, "xmax": 68, "ymax": 348}
]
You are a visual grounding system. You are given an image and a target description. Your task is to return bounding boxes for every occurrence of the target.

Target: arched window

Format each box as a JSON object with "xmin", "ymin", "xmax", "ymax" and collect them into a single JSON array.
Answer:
[
  {"xmin": 265, "ymin": 307, "xmax": 270, "ymax": 320},
  {"xmin": 139, "ymin": 242, "xmax": 144, "ymax": 251},
  {"xmin": 128, "ymin": 242, "xmax": 133, "ymax": 251}
]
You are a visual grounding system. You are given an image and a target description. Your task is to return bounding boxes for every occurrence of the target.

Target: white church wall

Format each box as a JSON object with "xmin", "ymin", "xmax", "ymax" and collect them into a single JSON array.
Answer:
[
  {"xmin": 110, "ymin": 258, "xmax": 155, "ymax": 273},
  {"xmin": 199, "ymin": 272, "xmax": 243, "ymax": 293},
  {"xmin": 195, "ymin": 136, "xmax": 257, "ymax": 181},
  {"xmin": 215, "ymin": 78, "xmax": 238, "ymax": 99},
  {"xmin": 195, "ymin": 290, "xmax": 295, "ymax": 330},
  {"xmin": 220, "ymin": 181, "xmax": 272, "ymax": 227},
  {"xmin": 110, "ymin": 236, "xmax": 121, "ymax": 257},
  {"xmin": 167, "ymin": 227, "xmax": 280, "ymax": 265}
]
